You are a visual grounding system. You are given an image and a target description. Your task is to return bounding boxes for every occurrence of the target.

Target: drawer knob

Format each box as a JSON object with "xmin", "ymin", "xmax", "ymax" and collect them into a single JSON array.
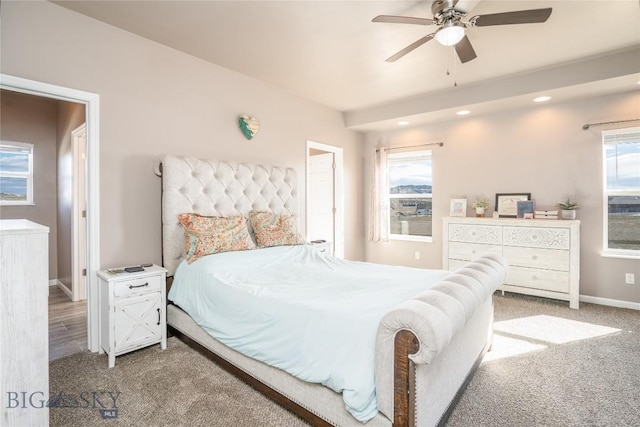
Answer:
[
  {"xmin": 157, "ymin": 308, "xmax": 161, "ymax": 325},
  {"xmin": 129, "ymin": 282, "xmax": 149, "ymax": 289},
  {"xmin": 532, "ymin": 255, "xmax": 538, "ymax": 260}
]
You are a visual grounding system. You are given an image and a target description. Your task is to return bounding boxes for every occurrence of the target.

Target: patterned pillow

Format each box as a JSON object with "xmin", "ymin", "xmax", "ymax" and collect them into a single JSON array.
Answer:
[
  {"xmin": 249, "ymin": 210, "xmax": 305, "ymax": 248},
  {"xmin": 178, "ymin": 213, "xmax": 255, "ymax": 263}
]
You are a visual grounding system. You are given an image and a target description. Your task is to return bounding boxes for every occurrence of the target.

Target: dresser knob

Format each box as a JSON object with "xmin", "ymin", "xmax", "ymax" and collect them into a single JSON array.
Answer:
[{"xmin": 532, "ymin": 255, "xmax": 538, "ymax": 260}]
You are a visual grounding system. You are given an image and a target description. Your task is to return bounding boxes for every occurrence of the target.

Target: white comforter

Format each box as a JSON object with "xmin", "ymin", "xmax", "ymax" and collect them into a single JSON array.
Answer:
[{"xmin": 168, "ymin": 245, "xmax": 450, "ymax": 422}]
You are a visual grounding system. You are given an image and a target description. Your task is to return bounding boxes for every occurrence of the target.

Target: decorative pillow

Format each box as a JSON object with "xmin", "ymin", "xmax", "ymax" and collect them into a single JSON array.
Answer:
[
  {"xmin": 178, "ymin": 213, "xmax": 255, "ymax": 263},
  {"xmin": 249, "ymin": 210, "xmax": 305, "ymax": 248}
]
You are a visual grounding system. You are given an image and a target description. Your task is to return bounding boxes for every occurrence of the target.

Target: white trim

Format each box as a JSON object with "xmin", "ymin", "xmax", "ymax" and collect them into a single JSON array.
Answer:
[
  {"xmin": 72, "ymin": 123, "xmax": 87, "ymax": 302},
  {"xmin": 49, "ymin": 279, "xmax": 61, "ymax": 287},
  {"xmin": 306, "ymin": 140, "xmax": 344, "ymax": 259},
  {"xmin": 580, "ymin": 294, "xmax": 640, "ymax": 311},
  {"xmin": 58, "ymin": 281, "xmax": 73, "ymax": 300},
  {"xmin": 0, "ymin": 74, "xmax": 101, "ymax": 352}
]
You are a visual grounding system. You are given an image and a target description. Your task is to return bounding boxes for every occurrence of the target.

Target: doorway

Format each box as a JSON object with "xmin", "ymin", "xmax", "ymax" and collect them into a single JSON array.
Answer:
[
  {"xmin": 306, "ymin": 140, "xmax": 344, "ymax": 258},
  {"xmin": 1, "ymin": 73, "xmax": 100, "ymax": 352}
]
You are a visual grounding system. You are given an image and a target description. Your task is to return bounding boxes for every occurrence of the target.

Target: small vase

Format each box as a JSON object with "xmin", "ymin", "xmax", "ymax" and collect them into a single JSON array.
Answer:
[
  {"xmin": 561, "ymin": 210, "xmax": 576, "ymax": 220},
  {"xmin": 475, "ymin": 207, "xmax": 485, "ymax": 217}
]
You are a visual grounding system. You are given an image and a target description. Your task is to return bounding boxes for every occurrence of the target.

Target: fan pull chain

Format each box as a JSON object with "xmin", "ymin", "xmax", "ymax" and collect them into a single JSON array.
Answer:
[{"xmin": 451, "ymin": 47, "xmax": 458, "ymax": 87}]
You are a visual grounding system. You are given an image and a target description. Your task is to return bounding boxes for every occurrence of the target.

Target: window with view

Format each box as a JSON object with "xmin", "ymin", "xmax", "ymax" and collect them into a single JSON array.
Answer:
[
  {"xmin": 388, "ymin": 150, "xmax": 432, "ymax": 241},
  {"xmin": 603, "ymin": 128, "xmax": 640, "ymax": 256},
  {"xmin": 0, "ymin": 141, "xmax": 34, "ymax": 206}
]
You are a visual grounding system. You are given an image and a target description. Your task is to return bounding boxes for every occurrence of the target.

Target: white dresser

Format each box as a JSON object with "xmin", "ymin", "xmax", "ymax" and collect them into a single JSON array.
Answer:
[
  {"xmin": 0, "ymin": 219, "xmax": 50, "ymax": 426},
  {"xmin": 443, "ymin": 217, "xmax": 580, "ymax": 309}
]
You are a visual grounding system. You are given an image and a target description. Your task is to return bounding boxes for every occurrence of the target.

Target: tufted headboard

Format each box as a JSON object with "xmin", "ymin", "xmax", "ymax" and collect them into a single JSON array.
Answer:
[{"xmin": 161, "ymin": 155, "xmax": 299, "ymax": 276}]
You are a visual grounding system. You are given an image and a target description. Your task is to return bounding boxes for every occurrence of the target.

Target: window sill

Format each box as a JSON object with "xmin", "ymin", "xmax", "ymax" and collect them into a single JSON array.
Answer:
[
  {"xmin": 601, "ymin": 251, "xmax": 640, "ymax": 260},
  {"xmin": 389, "ymin": 235, "xmax": 433, "ymax": 243}
]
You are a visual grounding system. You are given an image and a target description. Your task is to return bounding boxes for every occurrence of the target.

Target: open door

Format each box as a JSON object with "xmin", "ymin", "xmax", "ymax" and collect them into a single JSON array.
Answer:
[
  {"xmin": 72, "ymin": 123, "xmax": 87, "ymax": 301},
  {"xmin": 306, "ymin": 141, "xmax": 344, "ymax": 258}
]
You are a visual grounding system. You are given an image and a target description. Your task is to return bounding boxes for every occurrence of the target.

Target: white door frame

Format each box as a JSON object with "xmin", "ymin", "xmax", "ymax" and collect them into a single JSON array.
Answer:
[
  {"xmin": 1, "ymin": 74, "xmax": 101, "ymax": 352},
  {"xmin": 71, "ymin": 123, "xmax": 87, "ymax": 302},
  {"xmin": 306, "ymin": 140, "xmax": 344, "ymax": 258}
]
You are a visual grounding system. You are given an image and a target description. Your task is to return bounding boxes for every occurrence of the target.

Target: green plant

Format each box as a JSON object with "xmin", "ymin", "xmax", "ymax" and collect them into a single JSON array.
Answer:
[
  {"xmin": 472, "ymin": 199, "xmax": 490, "ymax": 209},
  {"xmin": 558, "ymin": 198, "xmax": 579, "ymax": 210}
]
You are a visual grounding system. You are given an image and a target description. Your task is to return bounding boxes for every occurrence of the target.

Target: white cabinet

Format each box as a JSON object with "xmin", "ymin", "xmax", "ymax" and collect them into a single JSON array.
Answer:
[
  {"xmin": 310, "ymin": 240, "xmax": 332, "ymax": 255},
  {"xmin": 97, "ymin": 265, "xmax": 167, "ymax": 367},
  {"xmin": 0, "ymin": 219, "xmax": 49, "ymax": 426},
  {"xmin": 443, "ymin": 217, "xmax": 580, "ymax": 309}
]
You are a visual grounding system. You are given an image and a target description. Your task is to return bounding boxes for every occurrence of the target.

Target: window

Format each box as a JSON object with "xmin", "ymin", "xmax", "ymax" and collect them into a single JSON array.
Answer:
[
  {"xmin": 602, "ymin": 128, "xmax": 640, "ymax": 257},
  {"xmin": 388, "ymin": 150, "xmax": 432, "ymax": 241},
  {"xmin": 0, "ymin": 141, "xmax": 34, "ymax": 205}
]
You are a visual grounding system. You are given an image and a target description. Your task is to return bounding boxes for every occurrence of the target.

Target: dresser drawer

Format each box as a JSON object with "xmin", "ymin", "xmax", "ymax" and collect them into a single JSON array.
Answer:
[
  {"xmin": 113, "ymin": 275, "xmax": 163, "ymax": 297},
  {"xmin": 449, "ymin": 224, "xmax": 502, "ymax": 244},
  {"xmin": 503, "ymin": 246, "xmax": 569, "ymax": 271},
  {"xmin": 449, "ymin": 242, "xmax": 502, "ymax": 261},
  {"xmin": 506, "ymin": 266, "xmax": 569, "ymax": 293},
  {"xmin": 503, "ymin": 226, "xmax": 570, "ymax": 250}
]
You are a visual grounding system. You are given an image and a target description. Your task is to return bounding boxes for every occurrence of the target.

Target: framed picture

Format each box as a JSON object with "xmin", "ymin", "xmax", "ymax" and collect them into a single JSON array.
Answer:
[
  {"xmin": 495, "ymin": 193, "xmax": 531, "ymax": 218},
  {"xmin": 517, "ymin": 200, "xmax": 535, "ymax": 219},
  {"xmin": 450, "ymin": 199, "xmax": 467, "ymax": 217}
]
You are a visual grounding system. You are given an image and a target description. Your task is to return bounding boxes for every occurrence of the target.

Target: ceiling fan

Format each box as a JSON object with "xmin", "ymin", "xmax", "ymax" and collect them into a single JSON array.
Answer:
[{"xmin": 373, "ymin": 0, "xmax": 552, "ymax": 63}]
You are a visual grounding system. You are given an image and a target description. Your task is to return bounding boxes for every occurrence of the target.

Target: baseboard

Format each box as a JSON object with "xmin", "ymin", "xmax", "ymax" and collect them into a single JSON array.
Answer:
[
  {"xmin": 580, "ymin": 295, "xmax": 640, "ymax": 311},
  {"xmin": 54, "ymin": 280, "xmax": 73, "ymax": 300}
]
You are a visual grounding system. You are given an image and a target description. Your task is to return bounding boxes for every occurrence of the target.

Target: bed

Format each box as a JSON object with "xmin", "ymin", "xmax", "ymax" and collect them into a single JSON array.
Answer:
[{"xmin": 160, "ymin": 155, "xmax": 507, "ymax": 427}]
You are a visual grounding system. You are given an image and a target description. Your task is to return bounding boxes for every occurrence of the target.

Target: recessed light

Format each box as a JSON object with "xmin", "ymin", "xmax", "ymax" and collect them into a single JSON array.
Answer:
[
  {"xmin": 533, "ymin": 96, "xmax": 551, "ymax": 103},
  {"xmin": 456, "ymin": 110, "xmax": 471, "ymax": 116},
  {"xmin": 397, "ymin": 121, "xmax": 409, "ymax": 126}
]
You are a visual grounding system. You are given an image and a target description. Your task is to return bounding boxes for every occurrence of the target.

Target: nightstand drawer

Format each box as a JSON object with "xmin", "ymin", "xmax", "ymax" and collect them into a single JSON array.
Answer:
[{"xmin": 114, "ymin": 275, "xmax": 162, "ymax": 297}]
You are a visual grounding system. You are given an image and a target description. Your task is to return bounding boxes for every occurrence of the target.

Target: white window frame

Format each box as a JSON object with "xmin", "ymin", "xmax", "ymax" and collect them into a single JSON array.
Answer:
[
  {"xmin": 387, "ymin": 150, "xmax": 433, "ymax": 242},
  {"xmin": 0, "ymin": 141, "xmax": 34, "ymax": 206},
  {"xmin": 602, "ymin": 127, "xmax": 640, "ymax": 259}
]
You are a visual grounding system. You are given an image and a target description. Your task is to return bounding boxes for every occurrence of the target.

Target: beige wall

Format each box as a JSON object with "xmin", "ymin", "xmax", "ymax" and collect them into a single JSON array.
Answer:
[
  {"xmin": 56, "ymin": 101, "xmax": 86, "ymax": 290},
  {"xmin": 0, "ymin": 90, "xmax": 59, "ymax": 279},
  {"xmin": 0, "ymin": 1, "xmax": 365, "ymax": 269},
  {"xmin": 364, "ymin": 91, "xmax": 640, "ymax": 305}
]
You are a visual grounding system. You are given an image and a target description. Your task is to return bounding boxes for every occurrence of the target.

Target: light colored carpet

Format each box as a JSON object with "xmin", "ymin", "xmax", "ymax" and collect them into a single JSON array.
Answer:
[{"xmin": 50, "ymin": 293, "xmax": 640, "ymax": 426}]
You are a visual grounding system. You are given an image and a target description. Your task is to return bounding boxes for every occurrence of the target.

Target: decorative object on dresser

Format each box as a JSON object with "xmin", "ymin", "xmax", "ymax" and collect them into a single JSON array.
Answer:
[
  {"xmin": 97, "ymin": 264, "xmax": 168, "ymax": 367},
  {"xmin": 516, "ymin": 200, "xmax": 535, "ymax": 219},
  {"xmin": 495, "ymin": 193, "xmax": 531, "ymax": 218},
  {"xmin": 449, "ymin": 198, "xmax": 467, "ymax": 216},
  {"xmin": 443, "ymin": 217, "xmax": 580, "ymax": 309},
  {"xmin": 0, "ymin": 220, "xmax": 50, "ymax": 425},
  {"xmin": 535, "ymin": 209, "xmax": 559, "ymax": 219},
  {"xmin": 558, "ymin": 198, "xmax": 579, "ymax": 220},
  {"xmin": 472, "ymin": 198, "xmax": 490, "ymax": 217}
]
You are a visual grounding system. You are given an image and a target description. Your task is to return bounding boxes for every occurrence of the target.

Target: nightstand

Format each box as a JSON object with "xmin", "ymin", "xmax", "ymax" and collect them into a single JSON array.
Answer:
[
  {"xmin": 97, "ymin": 265, "xmax": 167, "ymax": 367},
  {"xmin": 310, "ymin": 240, "xmax": 332, "ymax": 255}
]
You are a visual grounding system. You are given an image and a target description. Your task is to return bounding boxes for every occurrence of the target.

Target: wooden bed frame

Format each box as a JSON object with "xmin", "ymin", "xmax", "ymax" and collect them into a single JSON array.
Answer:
[{"xmin": 160, "ymin": 156, "xmax": 506, "ymax": 427}]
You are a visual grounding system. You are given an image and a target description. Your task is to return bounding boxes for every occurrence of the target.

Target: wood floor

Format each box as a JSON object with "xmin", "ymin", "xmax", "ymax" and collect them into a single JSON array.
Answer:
[{"xmin": 49, "ymin": 285, "xmax": 87, "ymax": 361}]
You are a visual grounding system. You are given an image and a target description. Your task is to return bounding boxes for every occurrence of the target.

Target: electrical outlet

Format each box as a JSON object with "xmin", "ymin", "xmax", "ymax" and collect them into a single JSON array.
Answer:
[
  {"xmin": 414, "ymin": 251, "xmax": 421, "ymax": 260},
  {"xmin": 625, "ymin": 273, "xmax": 635, "ymax": 285}
]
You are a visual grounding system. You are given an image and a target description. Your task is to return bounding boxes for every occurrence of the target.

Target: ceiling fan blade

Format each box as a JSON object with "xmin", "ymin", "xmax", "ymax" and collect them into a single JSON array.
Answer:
[
  {"xmin": 372, "ymin": 15, "xmax": 434, "ymax": 25},
  {"xmin": 455, "ymin": 35, "xmax": 477, "ymax": 63},
  {"xmin": 472, "ymin": 8, "xmax": 552, "ymax": 27},
  {"xmin": 386, "ymin": 34, "xmax": 435, "ymax": 62}
]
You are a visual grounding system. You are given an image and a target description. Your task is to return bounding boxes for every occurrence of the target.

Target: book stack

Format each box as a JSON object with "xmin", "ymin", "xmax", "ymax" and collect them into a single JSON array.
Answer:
[{"xmin": 535, "ymin": 209, "xmax": 558, "ymax": 219}]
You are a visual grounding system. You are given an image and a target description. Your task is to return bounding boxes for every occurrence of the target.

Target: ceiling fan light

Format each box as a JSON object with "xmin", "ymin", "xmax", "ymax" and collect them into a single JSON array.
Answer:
[{"xmin": 435, "ymin": 24, "xmax": 465, "ymax": 46}]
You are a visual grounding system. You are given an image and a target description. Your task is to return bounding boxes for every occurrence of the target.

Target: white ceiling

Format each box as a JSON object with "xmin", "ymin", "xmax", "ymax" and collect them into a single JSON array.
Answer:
[{"xmin": 53, "ymin": 0, "xmax": 640, "ymax": 131}]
